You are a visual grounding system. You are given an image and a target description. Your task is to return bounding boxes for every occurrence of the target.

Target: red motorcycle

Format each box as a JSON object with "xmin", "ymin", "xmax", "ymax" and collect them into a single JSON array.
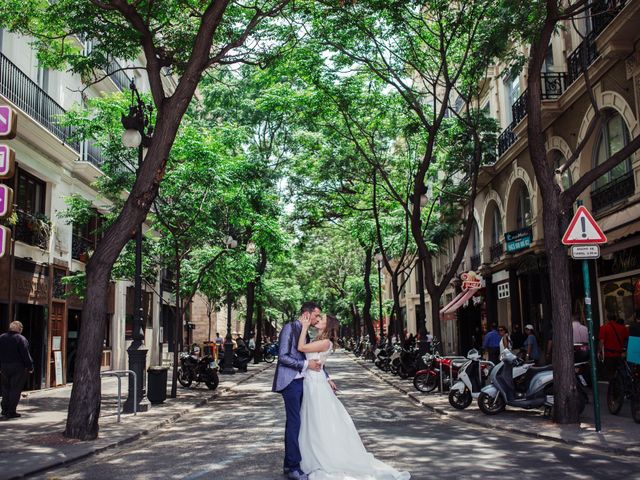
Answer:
[{"xmin": 413, "ymin": 353, "xmax": 468, "ymax": 393}]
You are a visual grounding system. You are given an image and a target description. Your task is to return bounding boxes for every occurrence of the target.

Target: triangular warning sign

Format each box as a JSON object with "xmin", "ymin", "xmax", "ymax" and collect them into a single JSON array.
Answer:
[{"xmin": 562, "ymin": 206, "xmax": 607, "ymax": 245}]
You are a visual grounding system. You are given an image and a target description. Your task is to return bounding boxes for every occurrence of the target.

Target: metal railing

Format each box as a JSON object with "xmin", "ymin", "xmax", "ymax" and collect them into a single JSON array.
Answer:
[
  {"xmin": 591, "ymin": 0, "xmax": 627, "ymax": 37},
  {"xmin": 72, "ymin": 233, "xmax": 91, "ymax": 261},
  {"xmin": 470, "ymin": 253, "xmax": 481, "ymax": 271},
  {"xmin": 497, "ymin": 123, "xmax": 517, "ymax": 156},
  {"xmin": 541, "ymin": 72, "xmax": 567, "ymax": 100},
  {"xmin": 80, "ymin": 139, "xmax": 104, "ymax": 167},
  {"xmin": 100, "ymin": 370, "xmax": 137, "ymax": 423},
  {"xmin": 490, "ymin": 242, "xmax": 504, "ymax": 262},
  {"xmin": 511, "ymin": 89, "xmax": 529, "ymax": 126},
  {"xmin": 0, "ymin": 52, "xmax": 80, "ymax": 151},
  {"xmin": 591, "ymin": 170, "xmax": 635, "ymax": 212},
  {"xmin": 566, "ymin": 30, "xmax": 599, "ymax": 86},
  {"xmin": 15, "ymin": 209, "xmax": 51, "ymax": 249},
  {"xmin": 106, "ymin": 59, "xmax": 132, "ymax": 92}
]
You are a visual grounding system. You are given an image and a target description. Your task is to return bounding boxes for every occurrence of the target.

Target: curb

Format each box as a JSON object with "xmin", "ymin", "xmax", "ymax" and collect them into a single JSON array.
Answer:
[
  {"xmin": 347, "ymin": 353, "xmax": 635, "ymax": 457},
  {"xmin": 16, "ymin": 363, "xmax": 274, "ymax": 479}
]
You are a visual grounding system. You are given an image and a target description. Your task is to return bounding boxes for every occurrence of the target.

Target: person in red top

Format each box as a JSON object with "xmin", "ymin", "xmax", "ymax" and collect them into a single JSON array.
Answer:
[{"xmin": 598, "ymin": 313, "xmax": 629, "ymax": 381}]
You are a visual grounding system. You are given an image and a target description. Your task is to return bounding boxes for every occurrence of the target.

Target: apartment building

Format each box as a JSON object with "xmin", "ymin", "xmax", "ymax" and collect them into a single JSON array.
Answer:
[
  {"xmin": 386, "ymin": 0, "xmax": 640, "ymax": 355},
  {"xmin": 0, "ymin": 29, "xmax": 170, "ymax": 389}
]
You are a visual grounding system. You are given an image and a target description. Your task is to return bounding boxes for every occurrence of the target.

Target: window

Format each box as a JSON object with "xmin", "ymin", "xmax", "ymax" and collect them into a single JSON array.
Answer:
[
  {"xmin": 594, "ymin": 112, "xmax": 631, "ymax": 190},
  {"xmin": 17, "ymin": 169, "xmax": 46, "ymax": 214},
  {"xmin": 543, "ymin": 45, "xmax": 554, "ymax": 72},
  {"xmin": 504, "ymin": 75, "xmax": 521, "ymax": 124},
  {"xmin": 72, "ymin": 211, "xmax": 104, "ymax": 261},
  {"xmin": 472, "ymin": 224, "xmax": 480, "ymax": 256},
  {"xmin": 516, "ymin": 186, "xmax": 532, "ymax": 229},
  {"xmin": 552, "ymin": 151, "xmax": 572, "ymax": 191},
  {"xmin": 491, "ymin": 207, "xmax": 502, "ymax": 246}
]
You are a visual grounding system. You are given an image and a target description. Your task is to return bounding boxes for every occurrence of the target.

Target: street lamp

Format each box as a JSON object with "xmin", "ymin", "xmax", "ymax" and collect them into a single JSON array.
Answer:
[
  {"xmin": 221, "ymin": 235, "xmax": 237, "ymax": 374},
  {"xmin": 374, "ymin": 251, "xmax": 385, "ymax": 342},
  {"xmin": 121, "ymin": 80, "xmax": 153, "ymax": 412}
]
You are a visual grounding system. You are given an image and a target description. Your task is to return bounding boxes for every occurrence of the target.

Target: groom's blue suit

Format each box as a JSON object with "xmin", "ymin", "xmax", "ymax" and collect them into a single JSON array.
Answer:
[{"xmin": 273, "ymin": 320, "xmax": 307, "ymax": 472}]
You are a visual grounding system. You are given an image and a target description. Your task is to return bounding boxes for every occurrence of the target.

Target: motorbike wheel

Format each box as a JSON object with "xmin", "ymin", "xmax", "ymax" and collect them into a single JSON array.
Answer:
[
  {"xmin": 449, "ymin": 388, "xmax": 472, "ymax": 410},
  {"xmin": 607, "ymin": 376, "xmax": 624, "ymax": 415},
  {"xmin": 413, "ymin": 373, "xmax": 437, "ymax": 393},
  {"xmin": 478, "ymin": 391, "xmax": 506, "ymax": 415},
  {"xmin": 264, "ymin": 352, "xmax": 275, "ymax": 363},
  {"xmin": 205, "ymin": 371, "xmax": 220, "ymax": 390},
  {"xmin": 177, "ymin": 367, "xmax": 192, "ymax": 388}
]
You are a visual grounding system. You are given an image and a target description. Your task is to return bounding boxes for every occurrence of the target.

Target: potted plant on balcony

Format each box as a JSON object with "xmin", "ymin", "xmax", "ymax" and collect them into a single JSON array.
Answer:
[{"xmin": 31, "ymin": 212, "xmax": 52, "ymax": 249}]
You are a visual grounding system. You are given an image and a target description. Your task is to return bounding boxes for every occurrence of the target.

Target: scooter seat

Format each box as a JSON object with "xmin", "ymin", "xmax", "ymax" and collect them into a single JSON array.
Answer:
[{"xmin": 526, "ymin": 364, "xmax": 553, "ymax": 374}]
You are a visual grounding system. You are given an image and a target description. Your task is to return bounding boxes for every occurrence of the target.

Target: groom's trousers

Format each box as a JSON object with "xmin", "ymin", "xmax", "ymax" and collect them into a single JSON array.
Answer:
[{"xmin": 281, "ymin": 378, "xmax": 304, "ymax": 471}]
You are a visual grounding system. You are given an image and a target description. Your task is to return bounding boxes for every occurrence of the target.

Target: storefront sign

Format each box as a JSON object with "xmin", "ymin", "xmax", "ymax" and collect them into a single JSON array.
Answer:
[
  {"xmin": 460, "ymin": 271, "xmax": 482, "ymax": 290},
  {"xmin": 571, "ymin": 245, "xmax": 600, "ymax": 259},
  {"xmin": 505, "ymin": 226, "xmax": 532, "ymax": 253},
  {"xmin": 0, "ymin": 106, "xmax": 17, "ymax": 139},
  {"xmin": 0, "ymin": 226, "xmax": 9, "ymax": 258},
  {"xmin": 0, "ymin": 145, "xmax": 15, "ymax": 178},
  {"xmin": 0, "ymin": 184, "xmax": 14, "ymax": 218}
]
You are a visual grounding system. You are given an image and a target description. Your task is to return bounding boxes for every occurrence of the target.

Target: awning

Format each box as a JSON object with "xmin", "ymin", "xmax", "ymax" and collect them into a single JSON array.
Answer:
[
  {"xmin": 439, "ymin": 290, "xmax": 466, "ymax": 315},
  {"xmin": 440, "ymin": 288, "xmax": 479, "ymax": 315}
]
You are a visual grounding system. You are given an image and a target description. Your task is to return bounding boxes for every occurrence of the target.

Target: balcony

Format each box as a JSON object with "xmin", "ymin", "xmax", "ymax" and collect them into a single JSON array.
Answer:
[
  {"xmin": 106, "ymin": 59, "xmax": 132, "ymax": 92},
  {"xmin": 470, "ymin": 253, "xmax": 481, "ymax": 271},
  {"xmin": 15, "ymin": 210, "xmax": 51, "ymax": 249},
  {"xmin": 490, "ymin": 242, "xmax": 504, "ymax": 262},
  {"xmin": 591, "ymin": 171, "xmax": 635, "ymax": 212},
  {"xmin": 566, "ymin": 30, "xmax": 599, "ymax": 86},
  {"xmin": 0, "ymin": 52, "xmax": 80, "ymax": 151},
  {"xmin": 0, "ymin": 51, "xmax": 105, "ymax": 168},
  {"xmin": 497, "ymin": 123, "xmax": 516, "ymax": 157},
  {"xmin": 72, "ymin": 233, "xmax": 91, "ymax": 261},
  {"xmin": 591, "ymin": 0, "xmax": 627, "ymax": 37}
]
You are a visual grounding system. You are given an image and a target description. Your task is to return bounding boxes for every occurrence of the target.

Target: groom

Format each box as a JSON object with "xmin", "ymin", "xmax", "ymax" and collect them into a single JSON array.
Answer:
[{"xmin": 273, "ymin": 301, "xmax": 334, "ymax": 480}]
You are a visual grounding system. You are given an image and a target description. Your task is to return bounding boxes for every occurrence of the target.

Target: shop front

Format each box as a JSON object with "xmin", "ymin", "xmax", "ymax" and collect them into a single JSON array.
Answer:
[{"xmin": 597, "ymin": 242, "xmax": 640, "ymax": 327}]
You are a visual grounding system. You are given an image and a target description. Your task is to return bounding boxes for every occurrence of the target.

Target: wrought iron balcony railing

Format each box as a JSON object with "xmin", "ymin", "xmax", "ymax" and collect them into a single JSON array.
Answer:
[
  {"xmin": 470, "ymin": 253, "xmax": 481, "ymax": 271},
  {"xmin": 490, "ymin": 242, "xmax": 504, "ymax": 262},
  {"xmin": 591, "ymin": 0, "xmax": 627, "ymax": 37},
  {"xmin": 541, "ymin": 72, "xmax": 567, "ymax": 100},
  {"xmin": 15, "ymin": 209, "xmax": 51, "ymax": 249},
  {"xmin": 72, "ymin": 233, "xmax": 91, "ymax": 261},
  {"xmin": 497, "ymin": 123, "xmax": 516, "ymax": 157},
  {"xmin": 0, "ymin": 52, "xmax": 80, "ymax": 151},
  {"xmin": 566, "ymin": 30, "xmax": 599, "ymax": 86},
  {"xmin": 106, "ymin": 59, "xmax": 132, "ymax": 92},
  {"xmin": 591, "ymin": 171, "xmax": 635, "ymax": 212}
]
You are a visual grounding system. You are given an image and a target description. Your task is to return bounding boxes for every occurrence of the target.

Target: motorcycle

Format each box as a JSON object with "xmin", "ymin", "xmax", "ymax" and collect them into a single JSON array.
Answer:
[
  {"xmin": 374, "ymin": 343, "xmax": 395, "ymax": 372},
  {"xmin": 262, "ymin": 342, "xmax": 279, "ymax": 363},
  {"xmin": 397, "ymin": 347, "xmax": 424, "ymax": 378},
  {"xmin": 178, "ymin": 350, "xmax": 219, "ymax": 390},
  {"xmin": 413, "ymin": 353, "xmax": 467, "ymax": 393},
  {"xmin": 448, "ymin": 349, "xmax": 494, "ymax": 409},
  {"xmin": 477, "ymin": 349, "xmax": 588, "ymax": 415},
  {"xmin": 218, "ymin": 345, "xmax": 252, "ymax": 372}
]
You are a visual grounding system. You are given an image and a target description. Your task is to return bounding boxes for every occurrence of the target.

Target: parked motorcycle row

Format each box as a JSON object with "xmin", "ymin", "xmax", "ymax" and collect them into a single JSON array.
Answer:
[{"xmin": 352, "ymin": 338, "xmax": 591, "ymax": 418}]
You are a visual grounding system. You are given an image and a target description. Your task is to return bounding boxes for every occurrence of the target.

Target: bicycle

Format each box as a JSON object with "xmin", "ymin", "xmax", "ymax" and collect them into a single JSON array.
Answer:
[{"xmin": 606, "ymin": 357, "xmax": 640, "ymax": 423}]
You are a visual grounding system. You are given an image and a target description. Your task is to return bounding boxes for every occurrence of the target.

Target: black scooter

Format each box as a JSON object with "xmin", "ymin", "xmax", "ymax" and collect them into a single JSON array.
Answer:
[{"xmin": 178, "ymin": 351, "xmax": 219, "ymax": 390}]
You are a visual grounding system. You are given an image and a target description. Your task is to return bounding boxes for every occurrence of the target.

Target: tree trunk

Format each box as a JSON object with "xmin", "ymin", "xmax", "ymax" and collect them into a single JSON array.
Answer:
[
  {"xmin": 254, "ymin": 302, "xmax": 263, "ymax": 364},
  {"xmin": 351, "ymin": 303, "xmax": 361, "ymax": 339},
  {"xmin": 390, "ymin": 273, "xmax": 403, "ymax": 339},
  {"xmin": 362, "ymin": 246, "xmax": 377, "ymax": 344},
  {"xmin": 244, "ymin": 280, "xmax": 256, "ymax": 340}
]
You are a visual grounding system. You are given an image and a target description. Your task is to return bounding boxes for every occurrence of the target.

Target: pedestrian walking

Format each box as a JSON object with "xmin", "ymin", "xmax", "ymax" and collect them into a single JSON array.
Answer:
[
  {"xmin": 482, "ymin": 324, "xmax": 501, "ymax": 365},
  {"xmin": 498, "ymin": 325, "xmax": 511, "ymax": 356},
  {"xmin": 214, "ymin": 332, "xmax": 223, "ymax": 347},
  {"xmin": 0, "ymin": 321, "xmax": 34, "ymax": 419},
  {"xmin": 523, "ymin": 324, "xmax": 540, "ymax": 364},
  {"xmin": 598, "ymin": 313, "xmax": 629, "ymax": 381}
]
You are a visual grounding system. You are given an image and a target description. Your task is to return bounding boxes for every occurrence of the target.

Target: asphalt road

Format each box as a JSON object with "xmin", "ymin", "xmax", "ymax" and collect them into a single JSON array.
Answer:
[{"xmin": 39, "ymin": 352, "xmax": 640, "ymax": 480}]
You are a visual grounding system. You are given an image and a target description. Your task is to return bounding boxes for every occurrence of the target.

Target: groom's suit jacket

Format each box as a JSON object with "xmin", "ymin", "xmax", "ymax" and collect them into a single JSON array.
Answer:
[{"xmin": 272, "ymin": 320, "xmax": 307, "ymax": 392}]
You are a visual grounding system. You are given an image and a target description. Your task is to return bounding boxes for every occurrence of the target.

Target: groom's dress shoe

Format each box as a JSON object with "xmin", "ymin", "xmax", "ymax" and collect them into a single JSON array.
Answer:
[{"xmin": 287, "ymin": 470, "xmax": 308, "ymax": 480}]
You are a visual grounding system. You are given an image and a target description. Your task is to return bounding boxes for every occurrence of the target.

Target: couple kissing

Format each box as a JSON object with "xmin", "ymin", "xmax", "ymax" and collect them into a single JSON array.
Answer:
[{"xmin": 272, "ymin": 301, "xmax": 410, "ymax": 480}]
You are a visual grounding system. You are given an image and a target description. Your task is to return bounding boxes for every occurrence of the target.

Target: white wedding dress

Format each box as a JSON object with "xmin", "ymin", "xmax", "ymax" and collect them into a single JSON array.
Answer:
[{"xmin": 299, "ymin": 347, "xmax": 410, "ymax": 480}]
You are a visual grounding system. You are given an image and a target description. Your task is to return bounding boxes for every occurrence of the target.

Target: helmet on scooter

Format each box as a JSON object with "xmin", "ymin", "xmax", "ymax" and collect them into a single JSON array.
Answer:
[{"xmin": 466, "ymin": 349, "xmax": 480, "ymax": 361}]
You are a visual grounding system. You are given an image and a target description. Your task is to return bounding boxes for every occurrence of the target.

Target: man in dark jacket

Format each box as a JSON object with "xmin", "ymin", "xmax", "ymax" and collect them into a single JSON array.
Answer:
[{"xmin": 0, "ymin": 321, "xmax": 34, "ymax": 419}]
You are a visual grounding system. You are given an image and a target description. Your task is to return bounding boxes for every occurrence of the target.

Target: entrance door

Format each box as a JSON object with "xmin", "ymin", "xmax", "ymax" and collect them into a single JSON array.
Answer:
[
  {"xmin": 49, "ymin": 302, "xmax": 65, "ymax": 386},
  {"xmin": 15, "ymin": 304, "xmax": 46, "ymax": 390}
]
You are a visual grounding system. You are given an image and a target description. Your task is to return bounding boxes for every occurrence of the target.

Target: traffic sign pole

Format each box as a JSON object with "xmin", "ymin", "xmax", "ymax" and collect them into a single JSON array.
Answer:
[{"xmin": 582, "ymin": 257, "xmax": 601, "ymax": 432}]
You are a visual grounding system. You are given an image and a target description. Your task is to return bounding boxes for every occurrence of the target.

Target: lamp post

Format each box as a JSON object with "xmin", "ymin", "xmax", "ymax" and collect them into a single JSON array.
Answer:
[
  {"xmin": 409, "ymin": 185, "xmax": 430, "ymax": 355},
  {"xmin": 221, "ymin": 235, "xmax": 238, "ymax": 374},
  {"xmin": 121, "ymin": 80, "xmax": 153, "ymax": 412},
  {"xmin": 374, "ymin": 251, "xmax": 385, "ymax": 342}
]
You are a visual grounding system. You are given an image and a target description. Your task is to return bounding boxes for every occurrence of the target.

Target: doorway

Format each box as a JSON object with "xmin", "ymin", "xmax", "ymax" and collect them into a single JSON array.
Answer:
[
  {"xmin": 15, "ymin": 303, "xmax": 47, "ymax": 390},
  {"xmin": 67, "ymin": 309, "xmax": 81, "ymax": 383}
]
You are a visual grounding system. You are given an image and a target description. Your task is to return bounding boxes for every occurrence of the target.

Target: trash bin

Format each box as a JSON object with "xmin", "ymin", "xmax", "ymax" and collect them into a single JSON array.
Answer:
[{"xmin": 147, "ymin": 366, "xmax": 169, "ymax": 404}]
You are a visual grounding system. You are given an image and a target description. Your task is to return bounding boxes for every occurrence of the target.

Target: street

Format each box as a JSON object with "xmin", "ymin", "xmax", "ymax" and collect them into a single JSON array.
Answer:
[{"xmin": 39, "ymin": 352, "xmax": 640, "ymax": 480}]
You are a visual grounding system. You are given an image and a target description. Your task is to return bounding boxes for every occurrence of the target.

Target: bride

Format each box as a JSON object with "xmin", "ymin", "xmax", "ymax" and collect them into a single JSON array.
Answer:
[{"xmin": 297, "ymin": 314, "xmax": 411, "ymax": 480}]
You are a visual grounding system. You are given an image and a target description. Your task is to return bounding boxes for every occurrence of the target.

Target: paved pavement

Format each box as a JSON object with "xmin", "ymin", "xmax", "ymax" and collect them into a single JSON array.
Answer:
[
  {"xmin": 354, "ymin": 353, "xmax": 640, "ymax": 455},
  {"xmin": 0, "ymin": 364, "xmax": 271, "ymax": 480},
  {"xmin": 21, "ymin": 351, "xmax": 640, "ymax": 480}
]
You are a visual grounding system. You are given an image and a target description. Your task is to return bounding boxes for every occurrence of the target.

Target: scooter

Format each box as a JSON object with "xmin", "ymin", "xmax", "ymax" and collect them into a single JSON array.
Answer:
[
  {"xmin": 477, "ymin": 349, "xmax": 587, "ymax": 415},
  {"xmin": 448, "ymin": 349, "xmax": 494, "ymax": 409},
  {"xmin": 413, "ymin": 353, "xmax": 467, "ymax": 393}
]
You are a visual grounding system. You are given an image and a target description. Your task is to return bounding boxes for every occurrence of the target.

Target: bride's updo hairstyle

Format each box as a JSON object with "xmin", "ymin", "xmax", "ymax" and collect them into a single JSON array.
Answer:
[{"xmin": 317, "ymin": 314, "xmax": 338, "ymax": 349}]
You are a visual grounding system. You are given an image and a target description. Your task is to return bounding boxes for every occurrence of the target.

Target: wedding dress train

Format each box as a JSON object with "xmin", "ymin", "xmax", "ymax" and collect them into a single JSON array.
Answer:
[{"xmin": 299, "ymin": 348, "xmax": 410, "ymax": 480}]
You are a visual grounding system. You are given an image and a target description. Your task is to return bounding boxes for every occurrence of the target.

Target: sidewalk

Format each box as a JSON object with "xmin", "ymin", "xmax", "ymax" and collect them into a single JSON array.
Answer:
[
  {"xmin": 0, "ymin": 363, "xmax": 273, "ymax": 480},
  {"xmin": 351, "ymin": 354, "xmax": 640, "ymax": 455}
]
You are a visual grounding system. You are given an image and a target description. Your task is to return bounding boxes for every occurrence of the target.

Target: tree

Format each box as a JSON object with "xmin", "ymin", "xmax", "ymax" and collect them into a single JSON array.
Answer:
[
  {"xmin": 512, "ymin": 0, "xmax": 640, "ymax": 423},
  {"xmin": 0, "ymin": 0, "xmax": 296, "ymax": 439}
]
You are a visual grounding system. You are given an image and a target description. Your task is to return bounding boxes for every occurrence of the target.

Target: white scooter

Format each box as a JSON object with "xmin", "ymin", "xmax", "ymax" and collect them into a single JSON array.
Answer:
[{"xmin": 448, "ymin": 349, "xmax": 495, "ymax": 409}]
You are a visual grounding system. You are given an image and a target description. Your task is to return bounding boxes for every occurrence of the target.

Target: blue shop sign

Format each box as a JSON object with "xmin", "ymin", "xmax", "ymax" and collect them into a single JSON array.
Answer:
[{"xmin": 505, "ymin": 226, "xmax": 532, "ymax": 253}]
